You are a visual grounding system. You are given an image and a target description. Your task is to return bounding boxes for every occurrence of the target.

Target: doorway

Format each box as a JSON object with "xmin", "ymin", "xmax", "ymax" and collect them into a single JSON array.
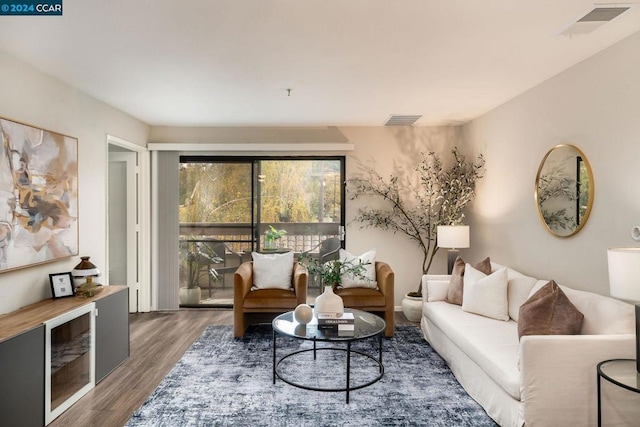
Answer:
[{"xmin": 107, "ymin": 136, "xmax": 151, "ymax": 312}]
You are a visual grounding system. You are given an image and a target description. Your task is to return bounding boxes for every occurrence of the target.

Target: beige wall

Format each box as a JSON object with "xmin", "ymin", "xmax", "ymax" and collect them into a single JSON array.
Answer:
[
  {"xmin": 462, "ymin": 30, "xmax": 640, "ymax": 295},
  {"xmin": 341, "ymin": 126, "xmax": 463, "ymax": 303},
  {"xmin": 0, "ymin": 51, "xmax": 149, "ymax": 314}
]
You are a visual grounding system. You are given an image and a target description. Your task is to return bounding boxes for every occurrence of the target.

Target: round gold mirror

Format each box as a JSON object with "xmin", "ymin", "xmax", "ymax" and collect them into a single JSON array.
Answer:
[{"xmin": 535, "ymin": 144, "xmax": 594, "ymax": 238}]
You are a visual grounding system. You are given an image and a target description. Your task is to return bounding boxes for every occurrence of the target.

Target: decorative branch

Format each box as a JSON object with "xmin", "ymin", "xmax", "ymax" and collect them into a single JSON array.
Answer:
[{"xmin": 347, "ymin": 148, "xmax": 485, "ymax": 296}]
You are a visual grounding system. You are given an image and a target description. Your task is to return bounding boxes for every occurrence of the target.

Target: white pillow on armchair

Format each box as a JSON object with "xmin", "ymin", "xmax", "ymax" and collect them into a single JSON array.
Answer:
[
  {"xmin": 251, "ymin": 251, "xmax": 294, "ymax": 290},
  {"xmin": 338, "ymin": 249, "xmax": 377, "ymax": 289}
]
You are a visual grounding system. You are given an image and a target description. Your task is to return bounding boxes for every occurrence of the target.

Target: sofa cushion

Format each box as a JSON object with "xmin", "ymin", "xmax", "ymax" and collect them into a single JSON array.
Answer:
[
  {"xmin": 446, "ymin": 256, "xmax": 492, "ymax": 305},
  {"xmin": 491, "ymin": 262, "xmax": 548, "ymax": 322},
  {"xmin": 508, "ymin": 277, "xmax": 539, "ymax": 322},
  {"xmin": 518, "ymin": 281, "xmax": 584, "ymax": 339},
  {"xmin": 462, "ymin": 265, "xmax": 509, "ymax": 321},
  {"xmin": 338, "ymin": 249, "xmax": 377, "ymax": 289},
  {"xmin": 251, "ymin": 251, "xmax": 294, "ymax": 290},
  {"xmin": 527, "ymin": 280, "xmax": 635, "ymax": 335},
  {"xmin": 425, "ymin": 277, "xmax": 450, "ymax": 302},
  {"xmin": 424, "ymin": 301, "xmax": 521, "ymax": 400}
]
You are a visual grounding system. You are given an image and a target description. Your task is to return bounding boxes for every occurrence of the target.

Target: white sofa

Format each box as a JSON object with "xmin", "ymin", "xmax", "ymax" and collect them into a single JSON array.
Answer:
[{"xmin": 420, "ymin": 263, "xmax": 639, "ymax": 427}]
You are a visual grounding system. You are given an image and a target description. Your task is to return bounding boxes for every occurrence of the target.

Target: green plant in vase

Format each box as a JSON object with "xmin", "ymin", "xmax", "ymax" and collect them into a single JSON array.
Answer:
[
  {"xmin": 298, "ymin": 253, "xmax": 370, "ymax": 288},
  {"xmin": 264, "ymin": 225, "xmax": 287, "ymax": 250}
]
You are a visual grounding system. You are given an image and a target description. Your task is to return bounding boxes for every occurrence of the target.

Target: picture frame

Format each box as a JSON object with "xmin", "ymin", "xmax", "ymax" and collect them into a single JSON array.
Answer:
[
  {"xmin": 49, "ymin": 272, "xmax": 75, "ymax": 298},
  {"xmin": 0, "ymin": 117, "xmax": 79, "ymax": 273}
]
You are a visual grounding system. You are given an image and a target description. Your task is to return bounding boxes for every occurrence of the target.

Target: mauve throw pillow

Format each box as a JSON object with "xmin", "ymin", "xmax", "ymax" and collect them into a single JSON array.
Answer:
[
  {"xmin": 518, "ymin": 280, "xmax": 584, "ymax": 340},
  {"xmin": 446, "ymin": 256, "xmax": 491, "ymax": 305}
]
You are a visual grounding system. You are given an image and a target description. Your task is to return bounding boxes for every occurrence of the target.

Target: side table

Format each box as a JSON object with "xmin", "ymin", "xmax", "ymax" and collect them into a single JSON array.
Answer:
[{"xmin": 597, "ymin": 359, "xmax": 640, "ymax": 426}]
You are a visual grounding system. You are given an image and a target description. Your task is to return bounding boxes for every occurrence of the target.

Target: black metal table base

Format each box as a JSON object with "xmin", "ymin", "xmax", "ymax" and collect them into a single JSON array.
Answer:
[{"xmin": 272, "ymin": 332, "xmax": 384, "ymax": 403}]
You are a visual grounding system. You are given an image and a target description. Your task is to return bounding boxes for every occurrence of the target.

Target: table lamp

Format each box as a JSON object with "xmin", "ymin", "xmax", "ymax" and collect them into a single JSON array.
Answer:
[
  {"xmin": 607, "ymin": 247, "xmax": 640, "ymax": 373},
  {"xmin": 437, "ymin": 225, "xmax": 470, "ymax": 274}
]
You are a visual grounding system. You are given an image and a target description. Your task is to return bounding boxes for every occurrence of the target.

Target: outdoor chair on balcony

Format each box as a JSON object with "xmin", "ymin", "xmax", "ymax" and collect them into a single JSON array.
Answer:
[
  {"xmin": 319, "ymin": 237, "xmax": 341, "ymax": 262},
  {"xmin": 233, "ymin": 252, "xmax": 308, "ymax": 337},
  {"xmin": 304, "ymin": 237, "xmax": 341, "ymax": 289},
  {"xmin": 198, "ymin": 240, "xmax": 244, "ymax": 297}
]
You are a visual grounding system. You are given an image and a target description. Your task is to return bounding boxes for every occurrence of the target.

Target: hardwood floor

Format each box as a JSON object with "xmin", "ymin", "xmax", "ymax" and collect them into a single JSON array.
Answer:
[{"xmin": 49, "ymin": 309, "xmax": 417, "ymax": 427}]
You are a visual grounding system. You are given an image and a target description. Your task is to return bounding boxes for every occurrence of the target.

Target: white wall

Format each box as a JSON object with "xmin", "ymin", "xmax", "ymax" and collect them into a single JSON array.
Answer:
[
  {"xmin": 462, "ymin": 30, "xmax": 640, "ymax": 295},
  {"xmin": 149, "ymin": 125, "xmax": 464, "ymax": 306},
  {"xmin": 0, "ymin": 51, "xmax": 149, "ymax": 314}
]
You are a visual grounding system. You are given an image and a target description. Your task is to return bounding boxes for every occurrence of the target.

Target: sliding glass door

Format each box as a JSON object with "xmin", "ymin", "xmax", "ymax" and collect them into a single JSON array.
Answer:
[{"xmin": 178, "ymin": 156, "xmax": 344, "ymax": 306}]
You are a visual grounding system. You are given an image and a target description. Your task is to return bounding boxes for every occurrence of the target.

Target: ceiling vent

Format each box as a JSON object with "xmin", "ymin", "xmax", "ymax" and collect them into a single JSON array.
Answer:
[
  {"xmin": 560, "ymin": 5, "xmax": 633, "ymax": 36},
  {"xmin": 384, "ymin": 115, "xmax": 422, "ymax": 126}
]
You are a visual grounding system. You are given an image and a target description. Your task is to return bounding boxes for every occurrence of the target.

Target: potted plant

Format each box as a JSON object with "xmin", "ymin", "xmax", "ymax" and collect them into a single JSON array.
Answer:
[
  {"xmin": 298, "ymin": 253, "xmax": 369, "ymax": 317},
  {"xmin": 179, "ymin": 240, "xmax": 223, "ymax": 305},
  {"xmin": 348, "ymin": 147, "xmax": 485, "ymax": 321},
  {"xmin": 264, "ymin": 225, "xmax": 287, "ymax": 250}
]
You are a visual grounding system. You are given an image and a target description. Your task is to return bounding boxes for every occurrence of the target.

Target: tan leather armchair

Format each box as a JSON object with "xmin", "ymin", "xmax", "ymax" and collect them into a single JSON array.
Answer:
[
  {"xmin": 233, "ymin": 261, "xmax": 308, "ymax": 337},
  {"xmin": 334, "ymin": 261, "xmax": 395, "ymax": 337}
]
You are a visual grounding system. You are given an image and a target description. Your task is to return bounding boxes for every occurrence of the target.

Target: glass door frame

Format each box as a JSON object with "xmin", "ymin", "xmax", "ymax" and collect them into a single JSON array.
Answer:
[{"xmin": 179, "ymin": 155, "xmax": 347, "ymax": 253}]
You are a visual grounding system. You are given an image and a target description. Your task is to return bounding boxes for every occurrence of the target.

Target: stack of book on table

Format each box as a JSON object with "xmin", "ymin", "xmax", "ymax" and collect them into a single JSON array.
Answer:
[{"xmin": 317, "ymin": 312, "xmax": 355, "ymax": 335}]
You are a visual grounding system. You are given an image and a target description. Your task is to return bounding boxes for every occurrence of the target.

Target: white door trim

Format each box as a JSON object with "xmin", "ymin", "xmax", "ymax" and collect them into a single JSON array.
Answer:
[
  {"xmin": 106, "ymin": 135, "xmax": 151, "ymax": 312},
  {"xmin": 109, "ymin": 151, "xmax": 138, "ymax": 312}
]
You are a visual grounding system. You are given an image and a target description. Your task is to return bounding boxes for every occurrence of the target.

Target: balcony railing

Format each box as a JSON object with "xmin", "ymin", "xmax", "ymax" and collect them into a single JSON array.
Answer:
[
  {"xmin": 178, "ymin": 222, "xmax": 342, "ymax": 295},
  {"xmin": 179, "ymin": 222, "xmax": 341, "ymax": 254}
]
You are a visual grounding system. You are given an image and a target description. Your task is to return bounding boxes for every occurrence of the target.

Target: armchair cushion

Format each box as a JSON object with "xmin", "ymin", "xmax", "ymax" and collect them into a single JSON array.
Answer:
[
  {"xmin": 234, "ymin": 261, "xmax": 308, "ymax": 337},
  {"xmin": 251, "ymin": 251, "xmax": 294, "ymax": 290},
  {"xmin": 336, "ymin": 288, "xmax": 386, "ymax": 307},
  {"xmin": 334, "ymin": 261, "xmax": 394, "ymax": 337},
  {"xmin": 243, "ymin": 288, "xmax": 298, "ymax": 309}
]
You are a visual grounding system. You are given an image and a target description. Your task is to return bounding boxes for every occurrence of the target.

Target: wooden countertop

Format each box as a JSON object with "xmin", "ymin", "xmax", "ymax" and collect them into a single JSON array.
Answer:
[{"xmin": 0, "ymin": 285, "xmax": 127, "ymax": 343}]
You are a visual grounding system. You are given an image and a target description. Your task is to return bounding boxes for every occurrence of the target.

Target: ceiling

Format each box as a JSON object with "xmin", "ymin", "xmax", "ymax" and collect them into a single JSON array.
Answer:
[{"xmin": 1, "ymin": 1, "xmax": 639, "ymax": 127}]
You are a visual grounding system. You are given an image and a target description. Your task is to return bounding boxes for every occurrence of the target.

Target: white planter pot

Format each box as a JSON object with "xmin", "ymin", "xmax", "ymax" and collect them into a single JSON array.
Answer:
[
  {"xmin": 402, "ymin": 294, "xmax": 423, "ymax": 322},
  {"xmin": 179, "ymin": 286, "xmax": 201, "ymax": 305},
  {"xmin": 314, "ymin": 285, "xmax": 344, "ymax": 317}
]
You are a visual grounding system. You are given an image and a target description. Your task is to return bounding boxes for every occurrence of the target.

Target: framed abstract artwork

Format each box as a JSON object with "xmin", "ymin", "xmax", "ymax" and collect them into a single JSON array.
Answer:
[{"xmin": 0, "ymin": 117, "xmax": 78, "ymax": 272}]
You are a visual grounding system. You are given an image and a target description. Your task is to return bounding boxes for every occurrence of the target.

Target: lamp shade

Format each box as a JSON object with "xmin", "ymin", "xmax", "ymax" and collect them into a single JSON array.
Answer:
[
  {"xmin": 437, "ymin": 225, "xmax": 470, "ymax": 249},
  {"xmin": 607, "ymin": 248, "xmax": 640, "ymax": 302}
]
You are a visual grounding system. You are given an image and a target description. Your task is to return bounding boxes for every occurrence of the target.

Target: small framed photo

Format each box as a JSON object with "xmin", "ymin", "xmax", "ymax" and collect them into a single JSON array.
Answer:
[{"xmin": 49, "ymin": 272, "xmax": 75, "ymax": 298}]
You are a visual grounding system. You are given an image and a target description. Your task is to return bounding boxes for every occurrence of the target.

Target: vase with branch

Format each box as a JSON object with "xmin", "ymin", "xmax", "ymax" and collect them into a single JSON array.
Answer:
[
  {"xmin": 347, "ymin": 147, "xmax": 485, "ymax": 298},
  {"xmin": 298, "ymin": 253, "xmax": 370, "ymax": 317}
]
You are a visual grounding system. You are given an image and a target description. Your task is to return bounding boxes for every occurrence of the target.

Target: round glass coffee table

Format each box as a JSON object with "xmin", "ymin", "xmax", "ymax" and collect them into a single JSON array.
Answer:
[{"xmin": 272, "ymin": 308, "xmax": 386, "ymax": 403}]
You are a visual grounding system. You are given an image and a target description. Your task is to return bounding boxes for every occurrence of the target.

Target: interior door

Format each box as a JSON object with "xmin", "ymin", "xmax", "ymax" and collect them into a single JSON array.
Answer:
[{"xmin": 108, "ymin": 151, "xmax": 138, "ymax": 312}]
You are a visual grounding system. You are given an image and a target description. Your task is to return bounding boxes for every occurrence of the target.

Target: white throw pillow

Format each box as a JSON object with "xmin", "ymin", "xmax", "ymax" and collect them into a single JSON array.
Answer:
[
  {"xmin": 508, "ymin": 276, "xmax": 538, "ymax": 322},
  {"xmin": 251, "ymin": 251, "xmax": 294, "ymax": 290},
  {"xmin": 462, "ymin": 264, "xmax": 509, "ymax": 321},
  {"xmin": 338, "ymin": 249, "xmax": 377, "ymax": 289},
  {"xmin": 425, "ymin": 278, "xmax": 450, "ymax": 302}
]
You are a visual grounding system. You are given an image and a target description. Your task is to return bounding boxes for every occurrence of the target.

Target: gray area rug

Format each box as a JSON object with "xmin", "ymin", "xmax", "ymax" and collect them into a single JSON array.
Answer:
[{"xmin": 127, "ymin": 325, "xmax": 497, "ymax": 426}]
